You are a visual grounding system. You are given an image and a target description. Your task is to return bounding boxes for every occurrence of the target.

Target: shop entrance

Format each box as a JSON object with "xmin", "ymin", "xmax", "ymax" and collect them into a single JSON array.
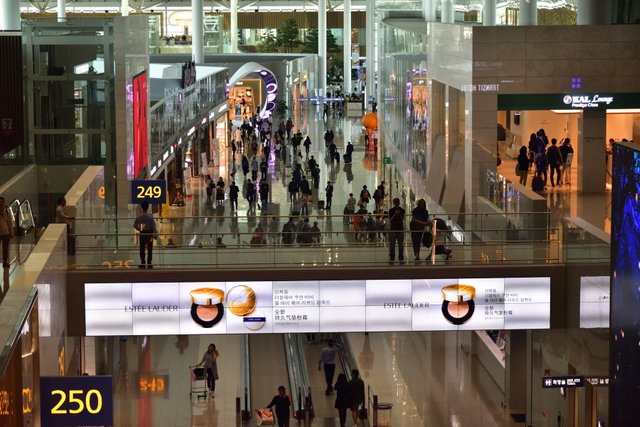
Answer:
[{"xmin": 498, "ymin": 93, "xmax": 640, "ymax": 193}]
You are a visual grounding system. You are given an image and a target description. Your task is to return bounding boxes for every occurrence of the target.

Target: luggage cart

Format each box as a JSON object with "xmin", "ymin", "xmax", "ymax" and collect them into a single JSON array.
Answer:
[{"xmin": 189, "ymin": 366, "xmax": 207, "ymax": 401}]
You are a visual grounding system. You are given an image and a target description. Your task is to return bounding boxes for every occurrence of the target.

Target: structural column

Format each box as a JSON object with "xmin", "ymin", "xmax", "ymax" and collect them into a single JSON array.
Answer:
[
  {"xmin": 342, "ymin": 0, "xmax": 352, "ymax": 94},
  {"xmin": 57, "ymin": 0, "xmax": 66, "ymax": 22},
  {"xmin": 484, "ymin": 0, "xmax": 496, "ymax": 25},
  {"xmin": 423, "ymin": 0, "xmax": 436, "ymax": 21},
  {"xmin": 441, "ymin": 0, "xmax": 454, "ymax": 23},
  {"xmin": 519, "ymin": 0, "xmax": 537, "ymax": 25},
  {"xmin": 121, "ymin": 0, "xmax": 128, "ymax": 16},
  {"xmin": 318, "ymin": 0, "xmax": 327, "ymax": 97},
  {"xmin": 578, "ymin": 109, "xmax": 607, "ymax": 193},
  {"xmin": 191, "ymin": 0, "xmax": 204, "ymax": 63},
  {"xmin": 0, "ymin": 0, "xmax": 20, "ymax": 30},
  {"xmin": 365, "ymin": 0, "xmax": 374, "ymax": 102},
  {"xmin": 577, "ymin": 0, "xmax": 612, "ymax": 24},
  {"xmin": 230, "ymin": 0, "xmax": 238, "ymax": 53}
]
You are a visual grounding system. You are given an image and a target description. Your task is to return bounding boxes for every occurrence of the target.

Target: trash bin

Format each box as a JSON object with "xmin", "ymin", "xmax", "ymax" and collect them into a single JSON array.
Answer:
[{"xmin": 377, "ymin": 402, "xmax": 393, "ymax": 427}]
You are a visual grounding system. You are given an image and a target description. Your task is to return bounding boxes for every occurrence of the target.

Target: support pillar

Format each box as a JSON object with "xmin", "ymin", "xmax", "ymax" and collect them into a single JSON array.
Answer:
[
  {"xmin": 0, "ymin": 0, "xmax": 20, "ymax": 30},
  {"xmin": 441, "ymin": 0, "xmax": 454, "ymax": 23},
  {"xmin": 519, "ymin": 0, "xmax": 537, "ymax": 25},
  {"xmin": 365, "ymin": 0, "xmax": 374, "ymax": 103},
  {"xmin": 343, "ymin": 0, "xmax": 352, "ymax": 94},
  {"xmin": 191, "ymin": 0, "xmax": 204, "ymax": 63},
  {"xmin": 423, "ymin": 0, "xmax": 436, "ymax": 21},
  {"xmin": 57, "ymin": 0, "xmax": 66, "ymax": 22},
  {"xmin": 318, "ymin": 0, "xmax": 327, "ymax": 97},
  {"xmin": 578, "ymin": 0, "xmax": 612, "ymax": 25},
  {"xmin": 483, "ymin": 0, "xmax": 496, "ymax": 25},
  {"xmin": 578, "ymin": 109, "xmax": 607, "ymax": 193},
  {"xmin": 230, "ymin": 0, "xmax": 238, "ymax": 53},
  {"xmin": 121, "ymin": 0, "xmax": 128, "ymax": 17}
]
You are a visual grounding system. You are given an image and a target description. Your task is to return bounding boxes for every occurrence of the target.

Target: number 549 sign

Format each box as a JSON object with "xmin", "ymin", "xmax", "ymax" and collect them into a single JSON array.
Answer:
[{"xmin": 40, "ymin": 376, "xmax": 113, "ymax": 426}]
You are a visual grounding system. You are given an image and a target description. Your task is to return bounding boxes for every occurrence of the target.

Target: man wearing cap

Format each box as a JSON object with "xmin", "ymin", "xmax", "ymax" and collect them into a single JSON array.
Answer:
[{"xmin": 325, "ymin": 181, "xmax": 334, "ymax": 210}]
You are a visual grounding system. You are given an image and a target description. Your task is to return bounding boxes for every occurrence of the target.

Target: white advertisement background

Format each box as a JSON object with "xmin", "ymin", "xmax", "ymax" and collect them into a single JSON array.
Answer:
[
  {"xmin": 320, "ymin": 280, "xmax": 366, "ymax": 306},
  {"xmin": 85, "ymin": 310, "xmax": 133, "ymax": 336},
  {"xmin": 320, "ymin": 307, "xmax": 366, "ymax": 332},
  {"xmin": 365, "ymin": 280, "xmax": 412, "ymax": 305},
  {"xmin": 366, "ymin": 306, "xmax": 412, "ymax": 331},
  {"xmin": 85, "ymin": 278, "xmax": 552, "ymax": 335},
  {"xmin": 579, "ymin": 276, "xmax": 610, "ymax": 328},
  {"xmin": 85, "ymin": 282, "xmax": 132, "ymax": 310}
]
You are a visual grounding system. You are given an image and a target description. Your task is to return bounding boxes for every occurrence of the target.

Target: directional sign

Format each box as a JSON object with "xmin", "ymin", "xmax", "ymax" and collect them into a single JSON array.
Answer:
[{"xmin": 542, "ymin": 375, "xmax": 584, "ymax": 389}]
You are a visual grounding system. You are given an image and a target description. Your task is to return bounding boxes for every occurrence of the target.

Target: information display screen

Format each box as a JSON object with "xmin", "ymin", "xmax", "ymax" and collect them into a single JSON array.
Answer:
[
  {"xmin": 131, "ymin": 180, "xmax": 167, "ymax": 204},
  {"xmin": 579, "ymin": 276, "xmax": 609, "ymax": 328},
  {"xmin": 85, "ymin": 277, "xmax": 550, "ymax": 335},
  {"xmin": 40, "ymin": 376, "xmax": 113, "ymax": 427}
]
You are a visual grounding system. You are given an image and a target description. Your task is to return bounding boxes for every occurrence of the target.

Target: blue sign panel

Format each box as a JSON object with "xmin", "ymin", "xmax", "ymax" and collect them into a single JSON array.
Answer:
[
  {"xmin": 40, "ymin": 376, "xmax": 113, "ymax": 427},
  {"xmin": 131, "ymin": 180, "xmax": 167, "ymax": 204}
]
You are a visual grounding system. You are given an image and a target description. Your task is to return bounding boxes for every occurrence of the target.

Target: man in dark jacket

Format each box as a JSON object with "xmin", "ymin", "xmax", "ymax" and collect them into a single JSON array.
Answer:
[
  {"xmin": 546, "ymin": 138, "xmax": 563, "ymax": 187},
  {"xmin": 133, "ymin": 202, "xmax": 158, "ymax": 269},
  {"xmin": 347, "ymin": 369, "xmax": 365, "ymax": 426}
]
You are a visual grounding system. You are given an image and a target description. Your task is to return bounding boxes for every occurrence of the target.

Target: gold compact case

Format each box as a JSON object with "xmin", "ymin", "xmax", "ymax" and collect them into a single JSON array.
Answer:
[
  {"xmin": 441, "ymin": 284, "xmax": 476, "ymax": 325},
  {"xmin": 226, "ymin": 285, "xmax": 257, "ymax": 316},
  {"xmin": 190, "ymin": 288, "xmax": 225, "ymax": 328}
]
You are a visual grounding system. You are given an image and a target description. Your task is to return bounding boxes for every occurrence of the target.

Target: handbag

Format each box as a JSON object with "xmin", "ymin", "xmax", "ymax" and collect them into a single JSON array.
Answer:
[{"xmin": 359, "ymin": 405, "xmax": 368, "ymax": 419}]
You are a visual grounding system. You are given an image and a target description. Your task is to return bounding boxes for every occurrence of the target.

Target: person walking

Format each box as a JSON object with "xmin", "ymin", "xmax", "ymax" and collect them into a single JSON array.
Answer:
[
  {"xmin": 388, "ymin": 198, "xmax": 405, "ymax": 264},
  {"xmin": 229, "ymin": 181, "xmax": 239, "ymax": 211},
  {"xmin": 288, "ymin": 179, "xmax": 299, "ymax": 204},
  {"xmin": 325, "ymin": 181, "xmax": 334, "ymax": 210},
  {"xmin": 359, "ymin": 186, "xmax": 371, "ymax": 209},
  {"xmin": 250, "ymin": 156, "xmax": 259, "ymax": 181},
  {"xmin": 318, "ymin": 339, "xmax": 341, "ymax": 395},
  {"xmin": 409, "ymin": 198, "xmax": 429, "ymax": 262},
  {"xmin": 197, "ymin": 343, "xmax": 219, "ymax": 398},
  {"xmin": 246, "ymin": 179, "xmax": 257, "ymax": 210},
  {"xmin": 303, "ymin": 135, "xmax": 312, "ymax": 155},
  {"xmin": 0, "ymin": 196, "xmax": 14, "ymax": 269},
  {"xmin": 347, "ymin": 369, "xmax": 365, "ymax": 426},
  {"xmin": 259, "ymin": 179, "xmax": 270, "ymax": 212},
  {"xmin": 334, "ymin": 373, "xmax": 349, "ymax": 427},
  {"xmin": 133, "ymin": 202, "xmax": 158, "ymax": 269},
  {"xmin": 547, "ymin": 138, "xmax": 563, "ymax": 187},
  {"xmin": 517, "ymin": 146, "xmax": 530, "ymax": 186},
  {"xmin": 266, "ymin": 386, "xmax": 294, "ymax": 427},
  {"xmin": 241, "ymin": 155, "xmax": 250, "ymax": 177}
]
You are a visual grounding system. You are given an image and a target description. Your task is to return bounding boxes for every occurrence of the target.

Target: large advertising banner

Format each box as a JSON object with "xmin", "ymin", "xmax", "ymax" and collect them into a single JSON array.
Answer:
[
  {"xmin": 84, "ymin": 277, "xmax": 551, "ymax": 336},
  {"xmin": 132, "ymin": 71, "xmax": 148, "ymax": 178}
]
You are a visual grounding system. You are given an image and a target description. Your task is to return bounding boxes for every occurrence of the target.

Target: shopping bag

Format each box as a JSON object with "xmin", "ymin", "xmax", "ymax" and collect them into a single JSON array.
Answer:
[{"xmin": 256, "ymin": 408, "xmax": 275, "ymax": 425}]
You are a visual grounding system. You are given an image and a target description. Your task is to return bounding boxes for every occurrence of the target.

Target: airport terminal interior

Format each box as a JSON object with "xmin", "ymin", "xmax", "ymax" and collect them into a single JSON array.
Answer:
[{"xmin": 0, "ymin": 0, "xmax": 638, "ymax": 426}]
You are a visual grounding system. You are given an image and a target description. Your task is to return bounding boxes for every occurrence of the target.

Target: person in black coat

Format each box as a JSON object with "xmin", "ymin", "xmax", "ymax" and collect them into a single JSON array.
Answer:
[
  {"xmin": 517, "ymin": 146, "xmax": 530, "ymax": 186},
  {"xmin": 266, "ymin": 386, "xmax": 293, "ymax": 427},
  {"xmin": 334, "ymin": 373, "xmax": 349, "ymax": 427}
]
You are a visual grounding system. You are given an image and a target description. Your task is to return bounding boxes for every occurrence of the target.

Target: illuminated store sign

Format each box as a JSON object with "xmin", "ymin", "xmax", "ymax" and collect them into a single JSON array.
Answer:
[
  {"xmin": 84, "ymin": 278, "xmax": 550, "ymax": 335},
  {"xmin": 563, "ymin": 94, "xmax": 614, "ymax": 109}
]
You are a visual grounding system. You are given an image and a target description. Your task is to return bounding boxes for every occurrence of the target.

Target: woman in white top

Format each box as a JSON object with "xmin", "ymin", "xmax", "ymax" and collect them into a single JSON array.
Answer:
[
  {"xmin": 55, "ymin": 197, "xmax": 74, "ymax": 226},
  {"xmin": 197, "ymin": 343, "xmax": 220, "ymax": 397}
]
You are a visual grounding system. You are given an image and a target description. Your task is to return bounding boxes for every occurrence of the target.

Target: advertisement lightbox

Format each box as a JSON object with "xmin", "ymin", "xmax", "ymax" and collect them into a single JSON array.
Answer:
[{"xmin": 84, "ymin": 277, "xmax": 551, "ymax": 336}]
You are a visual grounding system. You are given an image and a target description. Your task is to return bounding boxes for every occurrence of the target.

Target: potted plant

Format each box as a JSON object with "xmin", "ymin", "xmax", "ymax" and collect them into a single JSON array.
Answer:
[{"xmin": 275, "ymin": 99, "xmax": 288, "ymax": 116}]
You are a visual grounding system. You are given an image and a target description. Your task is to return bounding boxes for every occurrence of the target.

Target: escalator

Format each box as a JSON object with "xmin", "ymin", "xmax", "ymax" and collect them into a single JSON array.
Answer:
[
  {"xmin": 249, "ymin": 334, "xmax": 290, "ymax": 421},
  {"xmin": 300, "ymin": 335, "xmax": 347, "ymax": 424}
]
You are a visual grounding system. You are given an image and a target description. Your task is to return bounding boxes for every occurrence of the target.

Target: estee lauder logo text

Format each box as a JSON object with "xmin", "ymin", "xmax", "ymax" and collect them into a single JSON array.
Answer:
[
  {"xmin": 383, "ymin": 302, "xmax": 430, "ymax": 308},
  {"xmin": 124, "ymin": 305, "xmax": 179, "ymax": 312}
]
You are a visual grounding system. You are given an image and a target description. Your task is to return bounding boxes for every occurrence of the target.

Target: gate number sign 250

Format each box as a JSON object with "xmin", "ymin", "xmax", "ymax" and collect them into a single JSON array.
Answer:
[{"xmin": 40, "ymin": 376, "xmax": 113, "ymax": 427}]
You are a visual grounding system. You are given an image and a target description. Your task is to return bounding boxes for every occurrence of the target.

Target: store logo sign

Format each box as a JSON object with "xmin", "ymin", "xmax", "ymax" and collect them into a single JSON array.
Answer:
[{"xmin": 563, "ymin": 94, "xmax": 614, "ymax": 108}]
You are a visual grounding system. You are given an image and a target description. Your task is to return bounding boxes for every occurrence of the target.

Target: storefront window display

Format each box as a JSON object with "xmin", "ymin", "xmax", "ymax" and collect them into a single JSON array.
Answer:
[{"xmin": 378, "ymin": 25, "xmax": 429, "ymax": 179}]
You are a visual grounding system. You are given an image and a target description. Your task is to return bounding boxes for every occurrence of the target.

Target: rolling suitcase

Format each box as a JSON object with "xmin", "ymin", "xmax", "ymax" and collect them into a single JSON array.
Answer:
[
  {"xmin": 317, "ymin": 200, "xmax": 325, "ymax": 210},
  {"xmin": 256, "ymin": 408, "xmax": 275, "ymax": 425}
]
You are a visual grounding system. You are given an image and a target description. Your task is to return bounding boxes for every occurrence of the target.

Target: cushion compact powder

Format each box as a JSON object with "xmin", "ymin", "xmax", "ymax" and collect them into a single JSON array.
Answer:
[
  {"xmin": 441, "ymin": 284, "xmax": 476, "ymax": 325},
  {"xmin": 190, "ymin": 288, "xmax": 225, "ymax": 328}
]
